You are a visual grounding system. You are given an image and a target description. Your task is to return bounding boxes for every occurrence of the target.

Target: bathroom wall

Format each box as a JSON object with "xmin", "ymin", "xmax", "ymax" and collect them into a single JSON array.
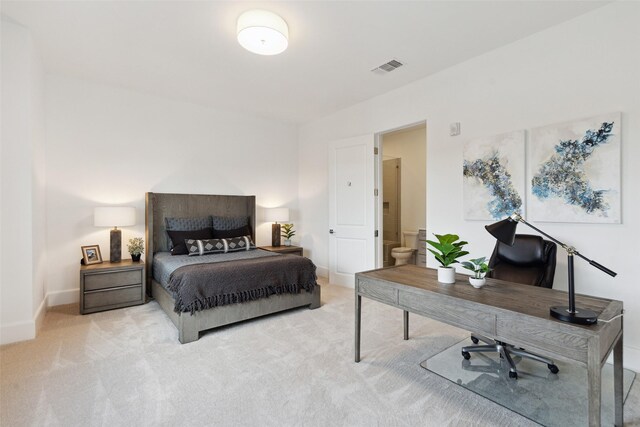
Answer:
[{"xmin": 381, "ymin": 125, "xmax": 427, "ymax": 236}]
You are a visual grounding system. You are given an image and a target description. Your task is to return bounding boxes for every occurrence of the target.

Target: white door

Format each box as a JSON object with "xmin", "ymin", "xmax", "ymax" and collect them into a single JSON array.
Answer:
[{"xmin": 328, "ymin": 134, "xmax": 376, "ymax": 287}]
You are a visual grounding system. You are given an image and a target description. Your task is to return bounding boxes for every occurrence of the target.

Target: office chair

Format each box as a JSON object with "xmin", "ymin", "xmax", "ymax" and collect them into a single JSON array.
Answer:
[{"xmin": 461, "ymin": 234, "xmax": 559, "ymax": 379}]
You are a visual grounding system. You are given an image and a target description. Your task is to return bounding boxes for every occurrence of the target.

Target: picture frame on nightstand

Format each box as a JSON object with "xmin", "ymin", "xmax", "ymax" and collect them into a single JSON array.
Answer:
[{"xmin": 81, "ymin": 245, "xmax": 103, "ymax": 265}]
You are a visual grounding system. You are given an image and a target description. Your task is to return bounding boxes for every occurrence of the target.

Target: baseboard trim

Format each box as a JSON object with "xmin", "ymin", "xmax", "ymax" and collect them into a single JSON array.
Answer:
[
  {"xmin": 316, "ymin": 265, "xmax": 328, "ymax": 279},
  {"xmin": 47, "ymin": 288, "xmax": 78, "ymax": 306},
  {"xmin": 34, "ymin": 297, "xmax": 47, "ymax": 333},
  {"xmin": 0, "ymin": 319, "xmax": 35, "ymax": 345}
]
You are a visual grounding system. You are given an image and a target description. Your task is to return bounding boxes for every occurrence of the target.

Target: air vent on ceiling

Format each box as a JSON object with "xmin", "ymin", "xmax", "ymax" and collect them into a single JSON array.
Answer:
[{"xmin": 371, "ymin": 59, "xmax": 404, "ymax": 74}]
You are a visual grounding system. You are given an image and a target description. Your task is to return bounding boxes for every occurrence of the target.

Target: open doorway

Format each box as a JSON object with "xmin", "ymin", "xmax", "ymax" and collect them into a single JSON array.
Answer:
[{"xmin": 376, "ymin": 122, "xmax": 427, "ymax": 268}]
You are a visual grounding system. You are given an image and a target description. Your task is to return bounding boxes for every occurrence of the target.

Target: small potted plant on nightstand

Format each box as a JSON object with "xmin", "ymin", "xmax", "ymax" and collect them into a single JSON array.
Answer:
[
  {"xmin": 426, "ymin": 233, "xmax": 468, "ymax": 284},
  {"xmin": 461, "ymin": 257, "xmax": 491, "ymax": 288},
  {"xmin": 281, "ymin": 223, "xmax": 296, "ymax": 246},
  {"xmin": 127, "ymin": 237, "xmax": 144, "ymax": 262}
]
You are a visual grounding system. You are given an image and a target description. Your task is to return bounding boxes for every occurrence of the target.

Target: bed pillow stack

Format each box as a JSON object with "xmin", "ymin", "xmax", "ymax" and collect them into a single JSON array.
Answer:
[
  {"xmin": 165, "ymin": 215, "xmax": 253, "ymax": 256},
  {"xmin": 165, "ymin": 216, "xmax": 213, "ymax": 255}
]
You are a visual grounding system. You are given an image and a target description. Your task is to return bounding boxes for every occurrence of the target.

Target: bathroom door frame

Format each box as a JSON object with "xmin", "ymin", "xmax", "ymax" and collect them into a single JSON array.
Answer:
[{"xmin": 375, "ymin": 120, "xmax": 427, "ymax": 268}]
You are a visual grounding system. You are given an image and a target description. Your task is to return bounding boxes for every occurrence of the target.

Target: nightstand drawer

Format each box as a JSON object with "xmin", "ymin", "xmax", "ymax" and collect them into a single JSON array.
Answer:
[
  {"xmin": 84, "ymin": 269, "xmax": 142, "ymax": 291},
  {"xmin": 84, "ymin": 285, "xmax": 143, "ymax": 310}
]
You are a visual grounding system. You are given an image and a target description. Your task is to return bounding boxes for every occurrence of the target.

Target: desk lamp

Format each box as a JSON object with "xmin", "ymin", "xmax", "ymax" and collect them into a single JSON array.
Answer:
[
  {"xmin": 485, "ymin": 213, "xmax": 616, "ymax": 325},
  {"xmin": 94, "ymin": 207, "xmax": 136, "ymax": 262}
]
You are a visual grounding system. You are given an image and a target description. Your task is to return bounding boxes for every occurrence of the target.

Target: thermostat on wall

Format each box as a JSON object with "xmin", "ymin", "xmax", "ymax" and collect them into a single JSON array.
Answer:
[{"xmin": 450, "ymin": 122, "xmax": 461, "ymax": 136}]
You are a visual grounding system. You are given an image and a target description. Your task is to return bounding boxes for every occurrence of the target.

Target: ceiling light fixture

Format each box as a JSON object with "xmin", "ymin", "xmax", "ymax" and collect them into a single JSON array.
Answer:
[{"xmin": 237, "ymin": 9, "xmax": 288, "ymax": 56}]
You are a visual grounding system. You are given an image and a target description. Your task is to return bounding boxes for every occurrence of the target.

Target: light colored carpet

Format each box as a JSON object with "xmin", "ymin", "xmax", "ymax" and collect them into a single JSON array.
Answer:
[{"xmin": 2, "ymin": 278, "xmax": 639, "ymax": 426}]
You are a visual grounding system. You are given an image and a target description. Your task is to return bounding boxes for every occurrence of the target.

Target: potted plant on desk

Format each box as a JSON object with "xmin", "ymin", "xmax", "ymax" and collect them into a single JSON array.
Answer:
[
  {"xmin": 461, "ymin": 257, "xmax": 491, "ymax": 288},
  {"xmin": 426, "ymin": 233, "xmax": 468, "ymax": 284},
  {"xmin": 281, "ymin": 223, "xmax": 296, "ymax": 246},
  {"xmin": 127, "ymin": 237, "xmax": 144, "ymax": 262}
]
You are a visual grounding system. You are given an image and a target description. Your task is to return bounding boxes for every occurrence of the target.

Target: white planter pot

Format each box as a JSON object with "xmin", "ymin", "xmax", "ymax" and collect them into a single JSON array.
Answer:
[
  {"xmin": 469, "ymin": 277, "xmax": 486, "ymax": 288},
  {"xmin": 437, "ymin": 267, "xmax": 456, "ymax": 284},
  {"xmin": 283, "ymin": 239, "xmax": 291, "ymax": 246}
]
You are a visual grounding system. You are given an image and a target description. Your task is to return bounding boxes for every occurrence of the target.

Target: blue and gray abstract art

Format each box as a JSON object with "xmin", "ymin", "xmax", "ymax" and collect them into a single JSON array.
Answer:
[
  {"xmin": 463, "ymin": 154, "xmax": 522, "ymax": 219},
  {"xmin": 531, "ymin": 122, "xmax": 615, "ymax": 215}
]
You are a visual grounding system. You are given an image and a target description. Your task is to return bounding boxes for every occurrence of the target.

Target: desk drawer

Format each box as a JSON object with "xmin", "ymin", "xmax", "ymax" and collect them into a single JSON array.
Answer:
[
  {"xmin": 84, "ymin": 285, "xmax": 143, "ymax": 310},
  {"xmin": 85, "ymin": 270, "xmax": 142, "ymax": 291},
  {"xmin": 399, "ymin": 290, "xmax": 496, "ymax": 336},
  {"xmin": 358, "ymin": 280, "xmax": 397, "ymax": 305}
]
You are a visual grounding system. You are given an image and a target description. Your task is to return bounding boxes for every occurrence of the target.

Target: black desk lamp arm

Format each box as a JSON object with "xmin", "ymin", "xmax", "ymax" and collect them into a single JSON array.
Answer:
[{"xmin": 512, "ymin": 214, "xmax": 617, "ymax": 278}]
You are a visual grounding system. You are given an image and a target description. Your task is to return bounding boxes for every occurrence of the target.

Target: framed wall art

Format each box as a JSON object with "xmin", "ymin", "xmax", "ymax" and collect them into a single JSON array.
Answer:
[
  {"xmin": 463, "ymin": 130, "xmax": 525, "ymax": 221},
  {"xmin": 528, "ymin": 112, "xmax": 621, "ymax": 223}
]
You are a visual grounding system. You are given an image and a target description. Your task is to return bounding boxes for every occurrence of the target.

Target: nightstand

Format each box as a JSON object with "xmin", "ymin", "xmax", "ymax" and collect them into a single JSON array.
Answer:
[
  {"xmin": 80, "ymin": 260, "xmax": 145, "ymax": 314},
  {"xmin": 259, "ymin": 245, "xmax": 303, "ymax": 256}
]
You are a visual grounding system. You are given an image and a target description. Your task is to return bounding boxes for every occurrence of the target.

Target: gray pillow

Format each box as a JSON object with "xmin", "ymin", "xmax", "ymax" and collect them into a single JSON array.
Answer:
[
  {"xmin": 211, "ymin": 215, "xmax": 248, "ymax": 230},
  {"xmin": 165, "ymin": 216, "xmax": 212, "ymax": 231},
  {"xmin": 165, "ymin": 217, "xmax": 212, "ymax": 251}
]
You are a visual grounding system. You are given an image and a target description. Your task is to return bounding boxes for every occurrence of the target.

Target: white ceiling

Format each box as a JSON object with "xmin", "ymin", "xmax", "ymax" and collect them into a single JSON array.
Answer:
[{"xmin": 1, "ymin": 1, "xmax": 609, "ymax": 124}]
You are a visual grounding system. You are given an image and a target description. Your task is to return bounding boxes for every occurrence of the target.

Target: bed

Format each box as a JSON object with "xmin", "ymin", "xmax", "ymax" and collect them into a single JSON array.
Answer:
[{"xmin": 145, "ymin": 192, "xmax": 321, "ymax": 343}]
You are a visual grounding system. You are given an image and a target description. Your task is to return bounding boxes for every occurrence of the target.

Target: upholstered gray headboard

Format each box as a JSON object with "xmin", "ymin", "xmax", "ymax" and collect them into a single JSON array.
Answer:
[{"xmin": 145, "ymin": 192, "xmax": 256, "ymax": 289}]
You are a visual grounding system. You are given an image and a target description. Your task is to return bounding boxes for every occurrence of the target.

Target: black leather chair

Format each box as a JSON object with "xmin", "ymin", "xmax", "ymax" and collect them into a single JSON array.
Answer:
[{"xmin": 461, "ymin": 234, "xmax": 559, "ymax": 379}]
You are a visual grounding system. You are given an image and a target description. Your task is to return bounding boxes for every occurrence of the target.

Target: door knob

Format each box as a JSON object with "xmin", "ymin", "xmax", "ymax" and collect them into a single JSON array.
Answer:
[{"xmin": 329, "ymin": 229, "xmax": 335, "ymax": 234}]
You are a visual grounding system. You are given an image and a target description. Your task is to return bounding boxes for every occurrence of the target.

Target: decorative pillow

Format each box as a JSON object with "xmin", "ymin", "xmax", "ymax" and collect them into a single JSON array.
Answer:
[
  {"xmin": 167, "ymin": 228, "xmax": 213, "ymax": 255},
  {"xmin": 165, "ymin": 216, "xmax": 212, "ymax": 231},
  {"xmin": 225, "ymin": 236, "xmax": 255, "ymax": 252},
  {"xmin": 185, "ymin": 238, "xmax": 227, "ymax": 256},
  {"xmin": 211, "ymin": 225, "xmax": 252, "ymax": 239},
  {"xmin": 185, "ymin": 236, "xmax": 255, "ymax": 256},
  {"xmin": 211, "ymin": 215, "xmax": 248, "ymax": 231}
]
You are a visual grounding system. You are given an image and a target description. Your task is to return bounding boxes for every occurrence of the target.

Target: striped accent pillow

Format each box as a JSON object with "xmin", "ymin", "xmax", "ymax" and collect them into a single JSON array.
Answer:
[
  {"xmin": 186, "ymin": 236, "xmax": 255, "ymax": 256},
  {"xmin": 225, "ymin": 236, "xmax": 255, "ymax": 252}
]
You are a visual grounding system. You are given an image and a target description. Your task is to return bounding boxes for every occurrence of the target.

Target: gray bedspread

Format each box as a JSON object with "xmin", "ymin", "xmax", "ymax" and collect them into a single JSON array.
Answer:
[
  {"xmin": 153, "ymin": 250, "xmax": 279, "ymax": 289},
  {"xmin": 167, "ymin": 254, "xmax": 317, "ymax": 314}
]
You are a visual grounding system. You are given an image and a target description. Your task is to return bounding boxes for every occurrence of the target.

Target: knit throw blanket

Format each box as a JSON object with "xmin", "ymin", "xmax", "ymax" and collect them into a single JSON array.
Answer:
[{"xmin": 168, "ymin": 255, "xmax": 317, "ymax": 314}]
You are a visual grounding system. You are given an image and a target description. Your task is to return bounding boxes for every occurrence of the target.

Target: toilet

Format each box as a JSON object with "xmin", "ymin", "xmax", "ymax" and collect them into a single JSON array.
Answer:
[{"xmin": 391, "ymin": 231, "xmax": 419, "ymax": 266}]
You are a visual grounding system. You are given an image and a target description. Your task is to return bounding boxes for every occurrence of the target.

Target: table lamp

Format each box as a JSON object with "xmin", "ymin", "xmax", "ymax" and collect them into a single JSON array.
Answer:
[
  {"xmin": 485, "ymin": 213, "xmax": 616, "ymax": 325},
  {"xmin": 264, "ymin": 208, "xmax": 289, "ymax": 247},
  {"xmin": 94, "ymin": 206, "xmax": 136, "ymax": 262}
]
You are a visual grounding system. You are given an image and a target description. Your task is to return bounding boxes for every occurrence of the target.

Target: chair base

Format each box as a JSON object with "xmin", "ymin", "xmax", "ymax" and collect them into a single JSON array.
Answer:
[{"xmin": 461, "ymin": 334, "xmax": 559, "ymax": 379}]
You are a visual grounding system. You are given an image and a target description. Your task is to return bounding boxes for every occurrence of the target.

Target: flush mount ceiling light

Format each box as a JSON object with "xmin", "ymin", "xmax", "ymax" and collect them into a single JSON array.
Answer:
[{"xmin": 237, "ymin": 9, "xmax": 288, "ymax": 56}]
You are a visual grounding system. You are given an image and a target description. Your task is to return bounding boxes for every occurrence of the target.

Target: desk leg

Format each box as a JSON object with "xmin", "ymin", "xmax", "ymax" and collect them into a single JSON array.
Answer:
[
  {"xmin": 614, "ymin": 332, "xmax": 623, "ymax": 426},
  {"xmin": 355, "ymin": 294, "xmax": 361, "ymax": 363},
  {"xmin": 403, "ymin": 311, "xmax": 409, "ymax": 340},
  {"xmin": 587, "ymin": 339, "xmax": 601, "ymax": 427}
]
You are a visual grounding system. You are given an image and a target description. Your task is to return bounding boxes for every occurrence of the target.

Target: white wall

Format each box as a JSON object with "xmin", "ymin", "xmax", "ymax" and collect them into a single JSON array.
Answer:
[
  {"xmin": 298, "ymin": 2, "xmax": 640, "ymax": 370},
  {"xmin": 1, "ymin": 17, "xmax": 46, "ymax": 344},
  {"xmin": 44, "ymin": 75, "xmax": 300, "ymax": 305},
  {"xmin": 382, "ymin": 125, "xmax": 426, "ymax": 235}
]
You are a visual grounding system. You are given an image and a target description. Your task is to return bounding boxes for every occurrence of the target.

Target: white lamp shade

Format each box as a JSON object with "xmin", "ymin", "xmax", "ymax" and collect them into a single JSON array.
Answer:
[
  {"xmin": 94, "ymin": 207, "xmax": 136, "ymax": 227},
  {"xmin": 264, "ymin": 207, "xmax": 289, "ymax": 223},
  {"xmin": 237, "ymin": 9, "xmax": 288, "ymax": 55}
]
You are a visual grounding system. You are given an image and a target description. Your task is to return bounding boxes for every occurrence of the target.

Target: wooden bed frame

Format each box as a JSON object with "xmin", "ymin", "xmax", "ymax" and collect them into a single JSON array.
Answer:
[{"xmin": 145, "ymin": 192, "xmax": 321, "ymax": 343}]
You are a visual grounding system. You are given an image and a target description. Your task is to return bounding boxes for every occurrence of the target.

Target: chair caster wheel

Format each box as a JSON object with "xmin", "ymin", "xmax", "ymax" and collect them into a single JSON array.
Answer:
[
  {"xmin": 509, "ymin": 371, "xmax": 518, "ymax": 379},
  {"xmin": 548, "ymin": 364, "xmax": 559, "ymax": 374},
  {"xmin": 471, "ymin": 336, "xmax": 479, "ymax": 344},
  {"xmin": 462, "ymin": 351, "xmax": 471, "ymax": 360}
]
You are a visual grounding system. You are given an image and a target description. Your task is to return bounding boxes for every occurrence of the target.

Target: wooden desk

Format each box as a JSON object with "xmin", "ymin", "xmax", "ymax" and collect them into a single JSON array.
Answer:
[{"xmin": 355, "ymin": 265, "xmax": 624, "ymax": 427}]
